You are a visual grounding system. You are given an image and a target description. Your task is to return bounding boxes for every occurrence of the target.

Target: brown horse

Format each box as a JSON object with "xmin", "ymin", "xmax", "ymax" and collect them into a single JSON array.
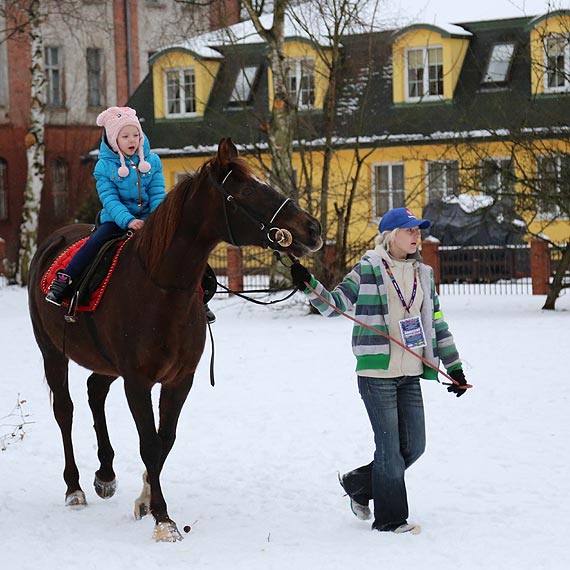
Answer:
[{"xmin": 27, "ymin": 138, "xmax": 322, "ymax": 542}]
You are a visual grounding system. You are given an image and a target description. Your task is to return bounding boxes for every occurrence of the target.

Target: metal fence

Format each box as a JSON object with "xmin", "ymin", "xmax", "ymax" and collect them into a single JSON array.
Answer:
[
  {"xmin": 207, "ymin": 242, "xmax": 568, "ymax": 296},
  {"xmin": 438, "ymin": 244, "xmax": 532, "ymax": 295}
]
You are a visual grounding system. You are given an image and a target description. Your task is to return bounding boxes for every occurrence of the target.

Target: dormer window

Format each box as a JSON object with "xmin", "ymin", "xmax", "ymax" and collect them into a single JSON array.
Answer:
[
  {"xmin": 165, "ymin": 67, "xmax": 196, "ymax": 117},
  {"xmin": 544, "ymin": 35, "xmax": 570, "ymax": 92},
  {"xmin": 406, "ymin": 46, "xmax": 443, "ymax": 101},
  {"xmin": 228, "ymin": 66, "xmax": 258, "ymax": 106},
  {"xmin": 482, "ymin": 43, "xmax": 515, "ymax": 85},
  {"xmin": 287, "ymin": 58, "xmax": 315, "ymax": 109}
]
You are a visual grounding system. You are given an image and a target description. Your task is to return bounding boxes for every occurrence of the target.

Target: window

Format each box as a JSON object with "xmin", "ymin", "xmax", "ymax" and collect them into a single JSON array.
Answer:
[
  {"xmin": 545, "ymin": 35, "xmax": 570, "ymax": 92},
  {"xmin": 165, "ymin": 68, "xmax": 196, "ymax": 117},
  {"xmin": 482, "ymin": 43, "xmax": 515, "ymax": 84},
  {"xmin": 426, "ymin": 161, "xmax": 459, "ymax": 201},
  {"xmin": 481, "ymin": 158, "xmax": 515, "ymax": 195},
  {"xmin": 228, "ymin": 66, "xmax": 258, "ymax": 105},
  {"xmin": 45, "ymin": 46, "xmax": 63, "ymax": 106},
  {"xmin": 286, "ymin": 58, "xmax": 315, "ymax": 109},
  {"xmin": 0, "ymin": 159, "xmax": 7, "ymax": 220},
  {"xmin": 51, "ymin": 159, "xmax": 68, "ymax": 220},
  {"xmin": 373, "ymin": 163, "xmax": 405, "ymax": 218},
  {"xmin": 537, "ymin": 154, "xmax": 570, "ymax": 217},
  {"xmin": 406, "ymin": 46, "xmax": 443, "ymax": 101},
  {"xmin": 86, "ymin": 48, "xmax": 103, "ymax": 107}
]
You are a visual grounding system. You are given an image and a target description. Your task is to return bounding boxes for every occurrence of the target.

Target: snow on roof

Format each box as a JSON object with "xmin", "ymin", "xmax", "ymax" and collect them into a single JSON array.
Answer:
[
  {"xmin": 157, "ymin": 1, "xmax": 563, "ymax": 60},
  {"xmin": 443, "ymin": 193, "xmax": 494, "ymax": 213}
]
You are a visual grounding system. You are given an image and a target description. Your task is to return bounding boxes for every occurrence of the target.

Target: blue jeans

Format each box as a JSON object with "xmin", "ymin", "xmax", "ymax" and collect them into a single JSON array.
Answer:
[
  {"xmin": 65, "ymin": 222, "xmax": 125, "ymax": 280},
  {"xmin": 357, "ymin": 375, "xmax": 426, "ymax": 530}
]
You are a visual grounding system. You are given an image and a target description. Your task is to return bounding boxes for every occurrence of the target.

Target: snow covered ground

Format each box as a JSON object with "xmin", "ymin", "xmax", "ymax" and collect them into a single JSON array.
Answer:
[{"xmin": 1, "ymin": 284, "xmax": 569, "ymax": 570}]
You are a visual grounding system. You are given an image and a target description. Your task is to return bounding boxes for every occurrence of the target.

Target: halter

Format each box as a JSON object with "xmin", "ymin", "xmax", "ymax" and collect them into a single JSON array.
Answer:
[{"xmin": 208, "ymin": 169, "xmax": 294, "ymax": 249}]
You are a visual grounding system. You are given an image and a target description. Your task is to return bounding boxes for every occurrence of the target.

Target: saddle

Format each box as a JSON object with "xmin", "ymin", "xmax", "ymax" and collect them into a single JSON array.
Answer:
[{"xmin": 41, "ymin": 232, "xmax": 132, "ymax": 316}]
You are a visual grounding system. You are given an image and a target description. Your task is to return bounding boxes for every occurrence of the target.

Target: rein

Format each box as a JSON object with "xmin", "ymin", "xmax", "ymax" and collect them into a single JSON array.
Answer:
[{"xmin": 295, "ymin": 272, "xmax": 472, "ymax": 390}]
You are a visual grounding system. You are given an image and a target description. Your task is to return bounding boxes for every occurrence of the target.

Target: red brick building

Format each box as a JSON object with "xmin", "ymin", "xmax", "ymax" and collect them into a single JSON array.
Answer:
[{"xmin": 0, "ymin": 0, "xmax": 239, "ymax": 265}]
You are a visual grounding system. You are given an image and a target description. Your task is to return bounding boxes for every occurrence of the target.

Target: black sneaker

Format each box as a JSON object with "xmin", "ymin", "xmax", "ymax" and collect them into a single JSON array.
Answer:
[
  {"xmin": 338, "ymin": 472, "xmax": 372, "ymax": 521},
  {"xmin": 45, "ymin": 271, "xmax": 72, "ymax": 306},
  {"xmin": 205, "ymin": 304, "xmax": 216, "ymax": 324}
]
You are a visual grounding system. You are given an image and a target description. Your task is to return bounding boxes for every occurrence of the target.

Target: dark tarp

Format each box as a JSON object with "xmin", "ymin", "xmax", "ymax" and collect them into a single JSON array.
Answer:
[{"xmin": 422, "ymin": 199, "xmax": 526, "ymax": 246}]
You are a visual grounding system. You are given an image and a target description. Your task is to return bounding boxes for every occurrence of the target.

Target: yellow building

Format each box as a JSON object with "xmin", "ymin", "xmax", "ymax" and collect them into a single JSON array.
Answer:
[{"xmin": 128, "ymin": 9, "xmax": 570, "ymax": 248}]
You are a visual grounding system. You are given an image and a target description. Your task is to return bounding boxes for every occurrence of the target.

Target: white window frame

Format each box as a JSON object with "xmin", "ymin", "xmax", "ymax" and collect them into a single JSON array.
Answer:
[
  {"xmin": 164, "ymin": 67, "xmax": 196, "ymax": 118},
  {"xmin": 544, "ymin": 34, "xmax": 570, "ymax": 93},
  {"xmin": 228, "ymin": 65, "xmax": 258, "ymax": 105},
  {"xmin": 372, "ymin": 162, "xmax": 405, "ymax": 220},
  {"xmin": 286, "ymin": 57, "xmax": 315, "ymax": 110},
  {"xmin": 45, "ymin": 46, "xmax": 64, "ymax": 107},
  {"xmin": 0, "ymin": 159, "xmax": 7, "ymax": 220},
  {"xmin": 536, "ymin": 154, "xmax": 570, "ymax": 219},
  {"xmin": 426, "ymin": 160, "xmax": 459, "ymax": 202},
  {"xmin": 482, "ymin": 43, "xmax": 515, "ymax": 84},
  {"xmin": 405, "ymin": 46, "xmax": 444, "ymax": 102}
]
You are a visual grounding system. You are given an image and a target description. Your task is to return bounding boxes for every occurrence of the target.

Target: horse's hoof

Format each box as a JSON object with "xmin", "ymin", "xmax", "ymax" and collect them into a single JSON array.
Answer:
[
  {"xmin": 65, "ymin": 490, "xmax": 87, "ymax": 508},
  {"xmin": 134, "ymin": 501, "xmax": 149, "ymax": 520},
  {"xmin": 94, "ymin": 475, "xmax": 117, "ymax": 499},
  {"xmin": 153, "ymin": 521, "xmax": 183, "ymax": 542}
]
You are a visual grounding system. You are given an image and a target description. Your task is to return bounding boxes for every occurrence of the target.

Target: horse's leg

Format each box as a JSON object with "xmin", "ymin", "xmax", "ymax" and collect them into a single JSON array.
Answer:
[
  {"xmin": 87, "ymin": 373, "xmax": 119, "ymax": 499},
  {"xmin": 150, "ymin": 380, "xmax": 195, "ymax": 541},
  {"xmin": 42, "ymin": 347, "xmax": 86, "ymax": 507},
  {"xmin": 123, "ymin": 377, "xmax": 184, "ymax": 542}
]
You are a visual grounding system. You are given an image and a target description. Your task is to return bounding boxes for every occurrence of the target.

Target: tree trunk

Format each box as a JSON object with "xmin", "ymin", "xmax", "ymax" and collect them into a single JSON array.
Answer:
[
  {"xmin": 17, "ymin": 2, "xmax": 46, "ymax": 286},
  {"xmin": 542, "ymin": 243, "xmax": 570, "ymax": 310}
]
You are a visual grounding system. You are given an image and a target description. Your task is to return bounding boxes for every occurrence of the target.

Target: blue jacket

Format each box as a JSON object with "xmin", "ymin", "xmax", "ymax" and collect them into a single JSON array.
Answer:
[{"xmin": 94, "ymin": 135, "xmax": 166, "ymax": 229}]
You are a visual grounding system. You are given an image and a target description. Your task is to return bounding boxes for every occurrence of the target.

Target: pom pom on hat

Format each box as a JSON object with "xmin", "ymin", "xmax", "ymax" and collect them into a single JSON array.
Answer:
[{"xmin": 96, "ymin": 106, "xmax": 151, "ymax": 177}]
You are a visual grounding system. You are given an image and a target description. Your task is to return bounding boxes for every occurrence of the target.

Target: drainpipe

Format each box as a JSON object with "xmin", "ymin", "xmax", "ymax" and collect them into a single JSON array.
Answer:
[{"xmin": 125, "ymin": 0, "xmax": 133, "ymax": 96}]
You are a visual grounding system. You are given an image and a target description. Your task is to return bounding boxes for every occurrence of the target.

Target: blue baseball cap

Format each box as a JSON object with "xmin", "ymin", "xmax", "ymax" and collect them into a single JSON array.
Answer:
[{"xmin": 378, "ymin": 208, "xmax": 431, "ymax": 232}]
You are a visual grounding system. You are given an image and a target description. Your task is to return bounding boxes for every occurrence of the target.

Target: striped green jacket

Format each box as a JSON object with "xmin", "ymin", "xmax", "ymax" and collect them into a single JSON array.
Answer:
[{"xmin": 306, "ymin": 249, "xmax": 462, "ymax": 380}]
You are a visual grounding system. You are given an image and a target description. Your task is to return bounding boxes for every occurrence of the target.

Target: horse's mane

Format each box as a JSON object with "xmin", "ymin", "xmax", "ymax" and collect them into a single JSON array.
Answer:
[{"xmin": 136, "ymin": 156, "xmax": 256, "ymax": 275}]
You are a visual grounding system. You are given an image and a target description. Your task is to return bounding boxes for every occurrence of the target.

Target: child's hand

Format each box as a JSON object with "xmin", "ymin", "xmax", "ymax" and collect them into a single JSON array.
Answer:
[{"xmin": 128, "ymin": 219, "xmax": 144, "ymax": 231}]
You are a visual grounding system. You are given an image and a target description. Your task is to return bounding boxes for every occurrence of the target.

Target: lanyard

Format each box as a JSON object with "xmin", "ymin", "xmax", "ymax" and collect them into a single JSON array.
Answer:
[{"xmin": 382, "ymin": 259, "xmax": 417, "ymax": 312}]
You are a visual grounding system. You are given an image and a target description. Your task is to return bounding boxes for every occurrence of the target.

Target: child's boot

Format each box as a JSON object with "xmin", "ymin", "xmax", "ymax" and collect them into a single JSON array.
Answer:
[
  {"xmin": 45, "ymin": 271, "xmax": 73, "ymax": 306},
  {"xmin": 205, "ymin": 303, "xmax": 216, "ymax": 324}
]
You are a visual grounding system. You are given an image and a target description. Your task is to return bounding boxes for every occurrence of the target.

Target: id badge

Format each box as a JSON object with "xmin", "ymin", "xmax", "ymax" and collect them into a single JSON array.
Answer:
[{"xmin": 398, "ymin": 316, "xmax": 426, "ymax": 349}]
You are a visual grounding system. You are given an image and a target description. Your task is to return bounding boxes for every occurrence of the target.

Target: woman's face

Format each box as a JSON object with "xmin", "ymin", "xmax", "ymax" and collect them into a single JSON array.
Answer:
[
  {"xmin": 117, "ymin": 125, "xmax": 141, "ymax": 156},
  {"xmin": 391, "ymin": 226, "xmax": 421, "ymax": 258}
]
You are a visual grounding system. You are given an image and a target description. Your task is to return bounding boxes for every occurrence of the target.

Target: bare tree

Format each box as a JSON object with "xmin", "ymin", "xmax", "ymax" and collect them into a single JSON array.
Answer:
[{"xmin": 0, "ymin": 0, "xmax": 110, "ymax": 285}]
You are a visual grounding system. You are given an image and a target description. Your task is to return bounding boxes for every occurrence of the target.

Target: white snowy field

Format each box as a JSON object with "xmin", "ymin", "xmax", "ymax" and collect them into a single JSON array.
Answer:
[{"xmin": 1, "ymin": 284, "xmax": 569, "ymax": 570}]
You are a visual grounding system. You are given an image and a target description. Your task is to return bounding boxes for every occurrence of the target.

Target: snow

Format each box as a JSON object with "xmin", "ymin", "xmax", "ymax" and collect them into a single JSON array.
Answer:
[
  {"xmin": 1, "ymin": 283, "xmax": 569, "ymax": 569},
  {"xmin": 443, "ymin": 193, "xmax": 494, "ymax": 212}
]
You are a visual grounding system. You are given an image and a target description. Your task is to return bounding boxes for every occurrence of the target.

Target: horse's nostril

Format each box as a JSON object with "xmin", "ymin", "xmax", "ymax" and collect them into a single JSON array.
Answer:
[{"xmin": 310, "ymin": 220, "xmax": 322, "ymax": 241}]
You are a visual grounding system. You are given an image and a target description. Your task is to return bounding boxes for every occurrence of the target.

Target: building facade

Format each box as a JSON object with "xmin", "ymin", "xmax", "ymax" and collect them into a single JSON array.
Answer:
[
  {"xmin": 0, "ymin": 0, "xmax": 238, "ymax": 263},
  {"xmin": 124, "ymin": 6, "xmax": 570, "ymax": 255}
]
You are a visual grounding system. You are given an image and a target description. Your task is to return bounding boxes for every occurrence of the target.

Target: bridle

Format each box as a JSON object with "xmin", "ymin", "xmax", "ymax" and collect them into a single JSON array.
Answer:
[{"xmin": 209, "ymin": 169, "xmax": 294, "ymax": 250}]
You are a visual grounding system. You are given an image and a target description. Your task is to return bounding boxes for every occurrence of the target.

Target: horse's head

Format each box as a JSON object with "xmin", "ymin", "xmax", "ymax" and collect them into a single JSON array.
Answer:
[{"xmin": 208, "ymin": 138, "xmax": 323, "ymax": 257}]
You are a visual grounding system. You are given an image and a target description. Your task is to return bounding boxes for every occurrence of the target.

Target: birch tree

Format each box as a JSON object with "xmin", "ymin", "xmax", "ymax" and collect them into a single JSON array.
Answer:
[{"xmin": 1, "ymin": 0, "xmax": 108, "ymax": 285}]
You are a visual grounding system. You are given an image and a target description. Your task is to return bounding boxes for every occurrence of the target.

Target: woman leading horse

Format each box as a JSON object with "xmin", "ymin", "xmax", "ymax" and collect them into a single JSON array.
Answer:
[{"xmin": 27, "ymin": 138, "xmax": 322, "ymax": 542}]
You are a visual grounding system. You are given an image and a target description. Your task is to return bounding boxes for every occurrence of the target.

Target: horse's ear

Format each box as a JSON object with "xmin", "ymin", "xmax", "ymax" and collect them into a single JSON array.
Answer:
[{"xmin": 215, "ymin": 138, "xmax": 239, "ymax": 168}]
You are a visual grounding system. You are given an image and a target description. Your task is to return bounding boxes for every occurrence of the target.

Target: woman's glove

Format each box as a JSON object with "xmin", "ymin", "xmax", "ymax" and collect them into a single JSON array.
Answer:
[
  {"xmin": 447, "ymin": 369, "xmax": 468, "ymax": 398},
  {"xmin": 290, "ymin": 262, "xmax": 312, "ymax": 291}
]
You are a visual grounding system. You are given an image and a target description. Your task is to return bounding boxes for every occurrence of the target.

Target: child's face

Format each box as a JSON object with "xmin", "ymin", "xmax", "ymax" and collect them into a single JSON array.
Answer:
[{"xmin": 117, "ymin": 125, "xmax": 141, "ymax": 156}]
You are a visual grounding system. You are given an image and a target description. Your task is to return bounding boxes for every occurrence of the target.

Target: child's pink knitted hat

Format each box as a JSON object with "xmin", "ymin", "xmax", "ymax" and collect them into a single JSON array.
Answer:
[{"xmin": 96, "ymin": 106, "xmax": 151, "ymax": 177}]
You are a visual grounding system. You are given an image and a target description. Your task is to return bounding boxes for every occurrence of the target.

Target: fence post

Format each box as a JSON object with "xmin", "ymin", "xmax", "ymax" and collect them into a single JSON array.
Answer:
[
  {"xmin": 421, "ymin": 237, "xmax": 440, "ymax": 289},
  {"xmin": 226, "ymin": 245, "xmax": 243, "ymax": 296},
  {"xmin": 530, "ymin": 239, "xmax": 550, "ymax": 295}
]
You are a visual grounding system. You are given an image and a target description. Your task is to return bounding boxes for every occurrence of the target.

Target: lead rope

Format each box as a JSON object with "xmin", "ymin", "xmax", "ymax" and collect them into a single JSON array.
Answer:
[{"xmin": 301, "ymin": 280, "xmax": 472, "ymax": 390}]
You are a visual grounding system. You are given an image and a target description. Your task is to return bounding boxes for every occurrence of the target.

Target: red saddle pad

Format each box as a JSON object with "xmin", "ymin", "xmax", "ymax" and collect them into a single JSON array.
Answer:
[{"xmin": 41, "ymin": 235, "xmax": 131, "ymax": 312}]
